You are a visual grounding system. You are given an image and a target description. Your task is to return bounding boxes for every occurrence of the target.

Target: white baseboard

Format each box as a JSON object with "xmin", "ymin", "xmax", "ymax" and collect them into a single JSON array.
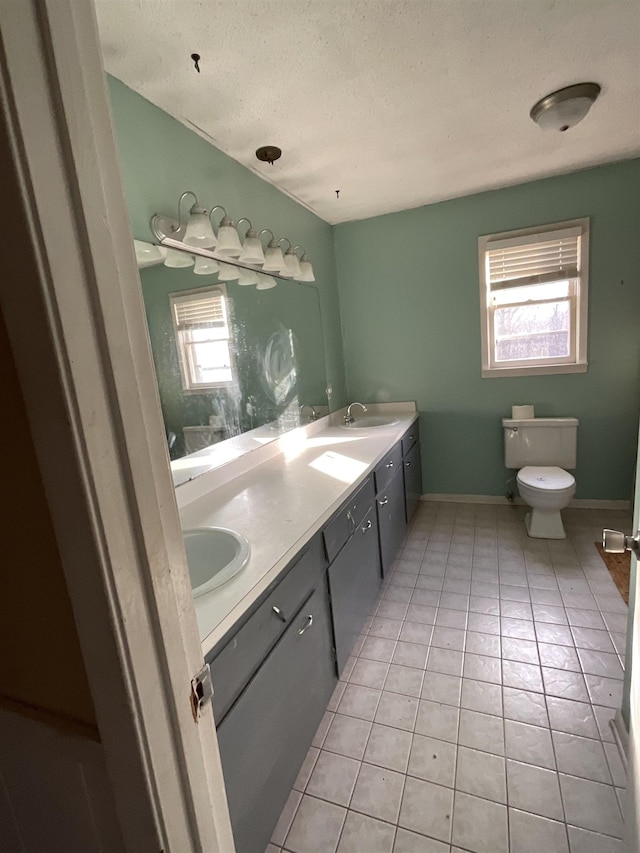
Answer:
[{"xmin": 420, "ymin": 494, "xmax": 631, "ymax": 511}]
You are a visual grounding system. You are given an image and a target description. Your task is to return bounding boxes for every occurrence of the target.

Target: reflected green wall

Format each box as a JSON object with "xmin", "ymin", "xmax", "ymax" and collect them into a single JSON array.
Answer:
[
  {"xmin": 335, "ymin": 159, "xmax": 640, "ymax": 499},
  {"xmin": 107, "ymin": 75, "xmax": 346, "ymax": 410}
]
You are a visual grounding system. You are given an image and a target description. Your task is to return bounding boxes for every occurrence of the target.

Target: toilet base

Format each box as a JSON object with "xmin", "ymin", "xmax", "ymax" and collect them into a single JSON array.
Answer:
[{"xmin": 525, "ymin": 509, "xmax": 567, "ymax": 540}]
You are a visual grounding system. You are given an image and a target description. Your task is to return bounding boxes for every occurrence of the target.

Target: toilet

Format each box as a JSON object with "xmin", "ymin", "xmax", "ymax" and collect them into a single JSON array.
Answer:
[{"xmin": 502, "ymin": 416, "xmax": 579, "ymax": 539}]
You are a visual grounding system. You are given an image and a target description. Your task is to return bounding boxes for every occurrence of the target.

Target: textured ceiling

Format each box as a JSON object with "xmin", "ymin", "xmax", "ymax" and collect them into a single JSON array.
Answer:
[{"xmin": 96, "ymin": 0, "xmax": 640, "ymax": 224}]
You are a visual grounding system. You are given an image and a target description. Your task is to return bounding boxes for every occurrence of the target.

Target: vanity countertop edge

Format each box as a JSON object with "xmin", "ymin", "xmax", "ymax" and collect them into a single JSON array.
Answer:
[{"xmin": 180, "ymin": 403, "xmax": 420, "ymax": 656}]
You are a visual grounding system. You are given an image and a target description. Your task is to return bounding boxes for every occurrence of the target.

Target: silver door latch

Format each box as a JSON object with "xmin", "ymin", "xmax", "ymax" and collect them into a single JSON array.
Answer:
[
  {"xmin": 190, "ymin": 663, "xmax": 214, "ymax": 720},
  {"xmin": 602, "ymin": 528, "xmax": 640, "ymax": 555}
]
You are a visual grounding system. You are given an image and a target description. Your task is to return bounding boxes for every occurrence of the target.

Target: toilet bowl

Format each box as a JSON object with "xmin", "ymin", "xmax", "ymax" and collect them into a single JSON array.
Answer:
[{"xmin": 516, "ymin": 466, "xmax": 576, "ymax": 539}]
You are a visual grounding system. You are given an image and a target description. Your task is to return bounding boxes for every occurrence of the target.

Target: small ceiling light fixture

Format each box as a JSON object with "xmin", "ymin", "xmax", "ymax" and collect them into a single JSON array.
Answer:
[
  {"xmin": 256, "ymin": 145, "xmax": 282, "ymax": 165},
  {"xmin": 530, "ymin": 82, "xmax": 601, "ymax": 132}
]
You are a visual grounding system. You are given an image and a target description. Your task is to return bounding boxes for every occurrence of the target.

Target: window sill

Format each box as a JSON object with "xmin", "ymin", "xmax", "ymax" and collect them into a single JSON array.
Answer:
[{"xmin": 482, "ymin": 362, "xmax": 588, "ymax": 379}]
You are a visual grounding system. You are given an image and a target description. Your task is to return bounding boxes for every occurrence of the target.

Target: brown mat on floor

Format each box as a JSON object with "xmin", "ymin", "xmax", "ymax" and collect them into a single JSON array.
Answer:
[{"xmin": 595, "ymin": 542, "xmax": 630, "ymax": 604}]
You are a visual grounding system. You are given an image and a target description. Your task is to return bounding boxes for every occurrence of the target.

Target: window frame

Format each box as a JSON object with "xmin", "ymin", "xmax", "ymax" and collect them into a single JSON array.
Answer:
[
  {"xmin": 169, "ymin": 284, "xmax": 236, "ymax": 393},
  {"xmin": 478, "ymin": 217, "xmax": 589, "ymax": 378}
]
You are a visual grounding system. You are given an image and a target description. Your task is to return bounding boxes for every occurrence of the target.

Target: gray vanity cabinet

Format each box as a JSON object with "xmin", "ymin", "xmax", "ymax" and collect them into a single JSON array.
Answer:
[
  {"xmin": 327, "ymin": 505, "xmax": 382, "ymax": 674},
  {"xmin": 376, "ymin": 464, "xmax": 407, "ymax": 575},
  {"xmin": 210, "ymin": 538, "xmax": 336, "ymax": 853},
  {"xmin": 403, "ymin": 429, "xmax": 422, "ymax": 523}
]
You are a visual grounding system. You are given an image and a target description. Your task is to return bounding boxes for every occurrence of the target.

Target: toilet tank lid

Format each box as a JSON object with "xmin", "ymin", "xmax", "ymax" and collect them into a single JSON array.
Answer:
[{"xmin": 502, "ymin": 417, "xmax": 579, "ymax": 428}]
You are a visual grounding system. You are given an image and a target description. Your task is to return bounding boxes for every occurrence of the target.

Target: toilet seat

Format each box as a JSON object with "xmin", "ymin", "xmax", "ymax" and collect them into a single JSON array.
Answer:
[{"xmin": 517, "ymin": 466, "xmax": 575, "ymax": 492}]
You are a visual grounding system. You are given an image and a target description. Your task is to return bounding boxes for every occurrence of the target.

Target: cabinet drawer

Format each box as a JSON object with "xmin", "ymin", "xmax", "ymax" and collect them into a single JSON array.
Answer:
[
  {"xmin": 323, "ymin": 476, "xmax": 375, "ymax": 563},
  {"xmin": 374, "ymin": 443, "xmax": 403, "ymax": 494},
  {"xmin": 401, "ymin": 423, "xmax": 419, "ymax": 457},
  {"xmin": 404, "ymin": 440, "xmax": 423, "ymax": 523},
  {"xmin": 217, "ymin": 581, "xmax": 336, "ymax": 853},
  {"xmin": 209, "ymin": 536, "xmax": 324, "ymax": 723}
]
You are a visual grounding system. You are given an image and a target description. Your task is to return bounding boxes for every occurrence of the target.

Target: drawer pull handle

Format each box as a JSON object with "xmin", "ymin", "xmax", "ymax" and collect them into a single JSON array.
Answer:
[
  {"xmin": 405, "ymin": 461, "xmax": 411, "ymax": 467},
  {"xmin": 362, "ymin": 520, "xmax": 373, "ymax": 533},
  {"xmin": 298, "ymin": 614, "xmax": 313, "ymax": 635},
  {"xmin": 409, "ymin": 435, "xmax": 414, "ymax": 441},
  {"xmin": 272, "ymin": 605, "xmax": 287, "ymax": 623},
  {"xmin": 346, "ymin": 510, "xmax": 355, "ymax": 533},
  {"xmin": 378, "ymin": 497, "xmax": 389, "ymax": 506},
  {"xmin": 385, "ymin": 461, "xmax": 394, "ymax": 468}
]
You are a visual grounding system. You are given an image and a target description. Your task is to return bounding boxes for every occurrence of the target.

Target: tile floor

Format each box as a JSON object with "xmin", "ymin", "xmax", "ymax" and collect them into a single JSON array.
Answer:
[{"xmin": 267, "ymin": 501, "xmax": 630, "ymax": 853}]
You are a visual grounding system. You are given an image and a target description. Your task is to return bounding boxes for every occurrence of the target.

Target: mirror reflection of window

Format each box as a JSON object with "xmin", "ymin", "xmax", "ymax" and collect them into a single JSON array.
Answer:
[{"xmin": 169, "ymin": 285, "xmax": 236, "ymax": 391}]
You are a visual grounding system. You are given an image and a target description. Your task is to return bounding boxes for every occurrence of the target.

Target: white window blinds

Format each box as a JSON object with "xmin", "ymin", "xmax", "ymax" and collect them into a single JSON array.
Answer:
[
  {"xmin": 486, "ymin": 225, "xmax": 582, "ymax": 292},
  {"xmin": 172, "ymin": 289, "xmax": 226, "ymax": 329}
]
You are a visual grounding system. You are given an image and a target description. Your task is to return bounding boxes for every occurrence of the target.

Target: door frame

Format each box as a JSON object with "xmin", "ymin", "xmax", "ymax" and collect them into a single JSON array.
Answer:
[{"xmin": 0, "ymin": 1, "xmax": 234, "ymax": 850}]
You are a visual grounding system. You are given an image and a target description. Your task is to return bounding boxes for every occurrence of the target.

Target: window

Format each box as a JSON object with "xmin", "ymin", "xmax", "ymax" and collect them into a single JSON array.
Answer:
[
  {"xmin": 479, "ymin": 218, "xmax": 589, "ymax": 377},
  {"xmin": 169, "ymin": 285, "xmax": 235, "ymax": 391}
]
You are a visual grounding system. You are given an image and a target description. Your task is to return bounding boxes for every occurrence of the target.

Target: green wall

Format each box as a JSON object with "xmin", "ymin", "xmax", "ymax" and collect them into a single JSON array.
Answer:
[
  {"xmin": 107, "ymin": 75, "xmax": 346, "ymax": 410},
  {"xmin": 335, "ymin": 160, "xmax": 640, "ymax": 500}
]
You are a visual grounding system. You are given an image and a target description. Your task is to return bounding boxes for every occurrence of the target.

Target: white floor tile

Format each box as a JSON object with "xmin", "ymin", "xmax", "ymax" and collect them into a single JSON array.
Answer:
[
  {"xmin": 506, "ymin": 759, "xmax": 564, "ymax": 820},
  {"xmin": 284, "ymin": 795, "xmax": 346, "ymax": 853},
  {"xmin": 508, "ymin": 808, "xmax": 569, "ymax": 853},
  {"xmin": 408, "ymin": 733, "xmax": 457, "ymax": 787},
  {"xmin": 552, "ymin": 731, "xmax": 611, "ymax": 783},
  {"xmin": 363, "ymin": 723, "xmax": 413, "ymax": 773},
  {"xmin": 350, "ymin": 761, "xmax": 405, "ymax": 824},
  {"xmin": 398, "ymin": 776, "xmax": 454, "ymax": 843},
  {"xmin": 559, "ymin": 773, "xmax": 623, "ymax": 837},
  {"xmin": 452, "ymin": 791, "xmax": 508, "ymax": 853},
  {"xmin": 458, "ymin": 708, "xmax": 504, "ymax": 755},
  {"xmin": 456, "ymin": 746, "xmax": 506, "ymax": 803},
  {"xmin": 504, "ymin": 719, "xmax": 555, "ymax": 769}
]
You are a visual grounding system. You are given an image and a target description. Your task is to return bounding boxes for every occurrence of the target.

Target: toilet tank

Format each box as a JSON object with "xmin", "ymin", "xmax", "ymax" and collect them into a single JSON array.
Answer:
[{"xmin": 502, "ymin": 417, "xmax": 578, "ymax": 469}]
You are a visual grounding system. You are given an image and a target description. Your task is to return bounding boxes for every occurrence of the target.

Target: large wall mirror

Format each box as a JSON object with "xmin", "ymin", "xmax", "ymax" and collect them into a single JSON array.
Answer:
[{"xmin": 139, "ymin": 249, "xmax": 330, "ymax": 486}]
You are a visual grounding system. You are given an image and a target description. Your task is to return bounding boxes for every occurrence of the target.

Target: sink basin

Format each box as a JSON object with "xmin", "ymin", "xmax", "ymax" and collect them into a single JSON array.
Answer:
[
  {"xmin": 341, "ymin": 415, "xmax": 399, "ymax": 429},
  {"xmin": 183, "ymin": 527, "xmax": 250, "ymax": 597}
]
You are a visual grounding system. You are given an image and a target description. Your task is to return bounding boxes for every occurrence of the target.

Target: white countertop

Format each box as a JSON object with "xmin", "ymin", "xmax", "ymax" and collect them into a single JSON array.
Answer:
[{"xmin": 178, "ymin": 403, "xmax": 419, "ymax": 655}]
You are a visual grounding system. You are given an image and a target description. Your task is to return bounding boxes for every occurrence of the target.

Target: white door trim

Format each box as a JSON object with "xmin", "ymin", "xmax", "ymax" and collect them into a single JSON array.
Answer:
[{"xmin": 0, "ymin": 2, "xmax": 234, "ymax": 850}]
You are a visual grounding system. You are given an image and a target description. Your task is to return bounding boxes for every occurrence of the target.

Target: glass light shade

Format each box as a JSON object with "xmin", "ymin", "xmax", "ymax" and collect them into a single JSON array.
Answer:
[
  {"xmin": 183, "ymin": 208, "xmax": 217, "ymax": 248},
  {"xmin": 193, "ymin": 255, "xmax": 220, "ymax": 275},
  {"xmin": 298, "ymin": 256, "xmax": 315, "ymax": 282},
  {"xmin": 262, "ymin": 241, "xmax": 285, "ymax": 272},
  {"xmin": 239, "ymin": 231, "xmax": 266, "ymax": 265},
  {"xmin": 530, "ymin": 83, "xmax": 601, "ymax": 132},
  {"xmin": 164, "ymin": 248, "xmax": 194, "ymax": 268},
  {"xmin": 215, "ymin": 217, "xmax": 243, "ymax": 257},
  {"xmin": 282, "ymin": 248, "xmax": 302, "ymax": 278},
  {"xmin": 217, "ymin": 261, "xmax": 240, "ymax": 281},
  {"xmin": 134, "ymin": 240, "xmax": 165, "ymax": 268},
  {"xmin": 237, "ymin": 268, "xmax": 259, "ymax": 286},
  {"xmin": 256, "ymin": 273, "xmax": 277, "ymax": 290}
]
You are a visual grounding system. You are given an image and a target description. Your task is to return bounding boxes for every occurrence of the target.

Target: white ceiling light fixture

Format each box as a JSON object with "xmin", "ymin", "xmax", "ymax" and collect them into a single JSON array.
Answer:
[
  {"xmin": 530, "ymin": 82, "xmax": 601, "ymax": 132},
  {"xmin": 179, "ymin": 191, "xmax": 217, "ymax": 248},
  {"xmin": 211, "ymin": 206, "xmax": 243, "ymax": 257},
  {"xmin": 237, "ymin": 218, "xmax": 266, "ymax": 265},
  {"xmin": 134, "ymin": 239, "xmax": 166, "ymax": 268}
]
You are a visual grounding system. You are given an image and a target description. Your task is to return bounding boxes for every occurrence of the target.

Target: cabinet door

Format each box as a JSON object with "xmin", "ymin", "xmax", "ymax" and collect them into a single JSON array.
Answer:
[
  {"xmin": 404, "ymin": 440, "xmax": 423, "ymax": 523},
  {"xmin": 377, "ymin": 468, "xmax": 407, "ymax": 575},
  {"xmin": 216, "ymin": 581, "xmax": 336, "ymax": 853},
  {"xmin": 328, "ymin": 506, "xmax": 382, "ymax": 675}
]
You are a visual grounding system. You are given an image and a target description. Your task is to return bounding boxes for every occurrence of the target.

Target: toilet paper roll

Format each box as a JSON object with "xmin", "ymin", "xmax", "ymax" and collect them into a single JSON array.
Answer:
[{"xmin": 512, "ymin": 405, "xmax": 535, "ymax": 420}]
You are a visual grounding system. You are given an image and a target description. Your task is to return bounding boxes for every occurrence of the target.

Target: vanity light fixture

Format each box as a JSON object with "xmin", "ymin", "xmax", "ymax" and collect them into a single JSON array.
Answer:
[
  {"xmin": 217, "ymin": 261, "xmax": 241, "ymax": 281},
  {"xmin": 237, "ymin": 219, "xmax": 266, "ymax": 265},
  {"xmin": 237, "ymin": 267, "xmax": 259, "ymax": 286},
  {"xmin": 164, "ymin": 247, "xmax": 195, "ymax": 268},
  {"xmin": 530, "ymin": 82, "xmax": 601, "ymax": 132},
  {"xmin": 134, "ymin": 239, "xmax": 166, "ymax": 268},
  {"xmin": 279, "ymin": 238, "xmax": 302, "ymax": 278},
  {"xmin": 210, "ymin": 206, "xmax": 243, "ymax": 257},
  {"xmin": 256, "ymin": 272, "xmax": 277, "ymax": 290},
  {"xmin": 294, "ymin": 246, "xmax": 315, "ymax": 282},
  {"xmin": 260, "ymin": 229, "xmax": 286, "ymax": 272},
  {"xmin": 180, "ymin": 191, "xmax": 218, "ymax": 248},
  {"xmin": 193, "ymin": 255, "xmax": 220, "ymax": 275}
]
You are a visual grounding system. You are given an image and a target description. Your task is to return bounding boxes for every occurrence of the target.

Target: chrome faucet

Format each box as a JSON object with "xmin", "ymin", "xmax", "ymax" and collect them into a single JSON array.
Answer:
[
  {"xmin": 300, "ymin": 404, "xmax": 319, "ymax": 421},
  {"xmin": 344, "ymin": 402, "xmax": 368, "ymax": 425}
]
